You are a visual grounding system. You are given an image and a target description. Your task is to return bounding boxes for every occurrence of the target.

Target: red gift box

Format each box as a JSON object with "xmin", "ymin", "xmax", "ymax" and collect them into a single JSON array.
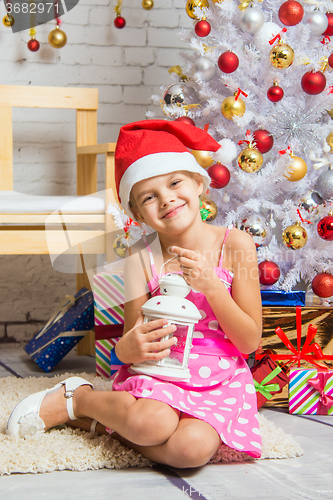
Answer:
[{"xmin": 251, "ymin": 354, "xmax": 289, "ymax": 409}]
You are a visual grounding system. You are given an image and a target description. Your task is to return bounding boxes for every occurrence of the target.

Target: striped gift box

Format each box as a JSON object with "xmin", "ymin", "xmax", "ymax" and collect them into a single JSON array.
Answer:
[
  {"xmin": 93, "ymin": 272, "xmax": 125, "ymax": 379},
  {"xmin": 289, "ymin": 368, "xmax": 333, "ymax": 415}
]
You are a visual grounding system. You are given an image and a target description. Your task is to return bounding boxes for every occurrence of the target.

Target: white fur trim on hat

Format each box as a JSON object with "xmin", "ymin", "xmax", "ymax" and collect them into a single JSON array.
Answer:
[{"xmin": 119, "ymin": 151, "xmax": 210, "ymax": 217}]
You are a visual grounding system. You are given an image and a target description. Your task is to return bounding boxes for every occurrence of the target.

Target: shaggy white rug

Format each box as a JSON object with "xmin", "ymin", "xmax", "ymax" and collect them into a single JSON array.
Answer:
[{"xmin": 0, "ymin": 373, "xmax": 303, "ymax": 475}]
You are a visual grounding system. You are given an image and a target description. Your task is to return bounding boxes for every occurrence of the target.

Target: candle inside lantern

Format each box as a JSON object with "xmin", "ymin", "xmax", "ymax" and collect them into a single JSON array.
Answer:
[{"xmin": 131, "ymin": 273, "xmax": 202, "ymax": 381}]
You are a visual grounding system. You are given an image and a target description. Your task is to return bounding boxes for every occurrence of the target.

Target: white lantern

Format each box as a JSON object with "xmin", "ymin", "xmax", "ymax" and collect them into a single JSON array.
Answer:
[{"xmin": 131, "ymin": 273, "xmax": 201, "ymax": 381}]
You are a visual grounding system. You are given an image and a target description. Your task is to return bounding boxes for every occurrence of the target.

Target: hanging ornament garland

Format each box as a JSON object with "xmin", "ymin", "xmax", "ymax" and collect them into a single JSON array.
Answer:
[
  {"xmin": 142, "ymin": 0, "xmax": 154, "ymax": 10},
  {"xmin": 27, "ymin": 0, "xmax": 40, "ymax": 52},
  {"xmin": 3, "ymin": 1, "xmax": 14, "ymax": 27},
  {"xmin": 48, "ymin": 1, "xmax": 67, "ymax": 49},
  {"xmin": 114, "ymin": 0, "xmax": 126, "ymax": 28}
]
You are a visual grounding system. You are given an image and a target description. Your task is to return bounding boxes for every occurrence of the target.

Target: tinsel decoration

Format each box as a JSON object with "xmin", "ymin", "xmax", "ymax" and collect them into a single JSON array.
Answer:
[{"xmin": 48, "ymin": 2, "xmax": 67, "ymax": 49}]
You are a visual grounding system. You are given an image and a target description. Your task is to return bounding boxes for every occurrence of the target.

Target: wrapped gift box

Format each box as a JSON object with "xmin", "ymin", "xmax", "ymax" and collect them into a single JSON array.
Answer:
[
  {"xmin": 261, "ymin": 290, "xmax": 306, "ymax": 307},
  {"xmin": 250, "ymin": 354, "xmax": 289, "ymax": 409},
  {"xmin": 93, "ymin": 272, "xmax": 125, "ymax": 378},
  {"xmin": 261, "ymin": 306, "xmax": 333, "ymax": 366},
  {"xmin": 24, "ymin": 288, "xmax": 94, "ymax": 372},
  {"xmin": 289, "ymin": 368, "xmax": 333, "ymax": 415}
]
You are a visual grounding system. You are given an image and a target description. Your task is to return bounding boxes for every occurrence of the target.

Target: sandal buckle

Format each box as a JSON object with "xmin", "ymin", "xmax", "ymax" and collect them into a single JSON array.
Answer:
[{"xmin": 64, "ymin": 389, "xmax": 75, "ymax": 399}]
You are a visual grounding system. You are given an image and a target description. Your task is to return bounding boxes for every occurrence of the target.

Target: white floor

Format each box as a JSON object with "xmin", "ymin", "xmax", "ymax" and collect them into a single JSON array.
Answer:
[{"xmin": 1, "ymin": 344, "xmax": 332, "ymax": 500}]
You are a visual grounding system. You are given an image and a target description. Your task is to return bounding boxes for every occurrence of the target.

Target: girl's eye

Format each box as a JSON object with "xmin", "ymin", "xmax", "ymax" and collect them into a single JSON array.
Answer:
[
  {"xmin": 142, "ymin": 194, "xmax": 154, "ymax": 204},
  {"xmin": 171, "ymin": 180, "xmax": 181, "ymax": 187}
]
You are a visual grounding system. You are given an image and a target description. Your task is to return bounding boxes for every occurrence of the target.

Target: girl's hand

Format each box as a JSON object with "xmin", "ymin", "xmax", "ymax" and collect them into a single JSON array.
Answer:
[
  {"xmin": 115, "ymin": 312, "xmax": 177, "ymax": 365},
  {"xmin": 171, "ymin": 245, "xmax": 219, "ymax": 294}
]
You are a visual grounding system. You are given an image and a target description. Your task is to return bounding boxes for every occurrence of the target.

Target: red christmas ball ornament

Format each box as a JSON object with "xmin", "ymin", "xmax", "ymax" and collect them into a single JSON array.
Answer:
[
  {"xmin": 258, "ymin": 261, "xmax": 281, "ymax": 286},
  {"xmin": 267, "ymin": 83, "xmax": 284, "ymax": 102},
  {"xmin": 278, "ymin": 1, "xmax": 304, "ymax": 26},
  {"xmin": 27, "ymin": 39, "xmax": 40, "ymax": 52},
  {"xmin": 195, "ymin": 19, "xmax": 211, "ymax": 37},
  {"xmin": 323, "ymin": 13, "xmax": 333, "ymax": 36},
  {"xmin": 253, "ymin": 130, "xmax": 274, "ymax": 154},
  {"xmin": 328, "ymin": 53, "xmax": 333, "ymax": 69},
  {"xmin": 301, "ymin": 71, "xmax": 326, "ymax": 95},
  {"xmin": 114, "ymin": 15, "xmax": 126, "ymax": 29},
  {"xmin": 174, "ymin": 116, "xmax": 196, "ymax": 126},
  {"xmin": 312, "ymin": 272, "xmax": 333, "ymax": 298},
  {"xmin": 317, "ymin": 214, "xmax": 333, "ymax": 241},
  {"xmin": 218, "ymin": 51, "xmax": 239, "ymax": 74},
  {"xmin": 207, "ymin": 164, "xmax": 230, "ymax": 189}
]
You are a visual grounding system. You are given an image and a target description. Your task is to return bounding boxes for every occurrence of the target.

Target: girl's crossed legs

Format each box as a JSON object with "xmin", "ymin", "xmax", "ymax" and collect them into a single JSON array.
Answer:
[{"xmin": 40, "ymin": 384, "xmax": 221, "ymax": 469}]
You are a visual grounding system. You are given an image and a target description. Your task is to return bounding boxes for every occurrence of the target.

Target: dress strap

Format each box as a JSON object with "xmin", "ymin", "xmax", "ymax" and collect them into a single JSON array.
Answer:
[
  {"xmin": 141, "ymin": 234, "xmax": 160, "ymax": 292},
  {"xmin": 218, "ymin": 224, "xmax": 234, "ymax": 268}
]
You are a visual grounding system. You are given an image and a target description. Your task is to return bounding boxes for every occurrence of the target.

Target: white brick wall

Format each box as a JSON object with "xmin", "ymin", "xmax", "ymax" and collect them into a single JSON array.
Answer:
[{"xmin": 0, "ymin": 0, "xmax": 193, "ymax": 342}]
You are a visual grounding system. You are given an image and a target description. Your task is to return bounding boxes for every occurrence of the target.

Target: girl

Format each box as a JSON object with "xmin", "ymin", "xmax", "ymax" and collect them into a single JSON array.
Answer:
[{"xmin": 7, "ymin": 120, "xmax": 262, "ymax": 469}]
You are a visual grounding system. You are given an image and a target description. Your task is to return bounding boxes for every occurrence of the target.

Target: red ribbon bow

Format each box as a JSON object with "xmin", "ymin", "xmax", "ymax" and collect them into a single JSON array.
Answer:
[
  {"xmin": 238, "ymin": 129, "xmax": 251, "ymax": 146},
  {"xmin": 272, "ymin": 306, "xmax": 331, "ymax": 369},
  {"xmin": 235, "ymin": 88, "xmax": 248, "ymax": 101},
  {"xmin": 308, "ymin": 372, "xmax": 333, "ymax": 415},
  {"xmin": 124, "ymin": 217, "xmax": 139, "ymax": 233},
  {"xmin": 269, "ymin": 27, "xmax": 287, "ymax": 46},
  {"xmin": 320, "ymin": 36, "xmax": 331, "ymax": 45},
  {"xmin": 278, "ymin": 145, "xmax": 292, "ymax": 156}
]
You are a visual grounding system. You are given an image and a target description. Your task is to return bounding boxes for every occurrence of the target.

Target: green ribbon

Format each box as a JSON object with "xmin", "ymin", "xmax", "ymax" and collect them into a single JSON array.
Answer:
[
  {"xmin": 253, "ymin": 366, "xmax": 282, "ymax": 400},
  {"xmin": 200, "ymin": 200, "xmax": 210, "ymax": 222}
]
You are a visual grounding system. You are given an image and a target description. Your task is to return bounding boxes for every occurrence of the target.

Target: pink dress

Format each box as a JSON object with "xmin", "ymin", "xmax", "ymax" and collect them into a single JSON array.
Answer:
[{"xmin": 112, "ymin": 227, "xmax": 262, "ymax": 458}]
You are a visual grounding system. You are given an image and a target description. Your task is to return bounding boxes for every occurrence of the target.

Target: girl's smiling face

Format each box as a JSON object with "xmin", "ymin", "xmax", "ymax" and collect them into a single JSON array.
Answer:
[{"xmin": 131, "ymin": 171, "xmax": 203, "ymax": 234}]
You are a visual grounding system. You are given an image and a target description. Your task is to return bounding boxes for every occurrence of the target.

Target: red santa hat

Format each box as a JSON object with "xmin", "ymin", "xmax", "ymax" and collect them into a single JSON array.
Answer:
[{"xmin": 115, "ymin": 119, "xmax": 221, "ymax": 216}]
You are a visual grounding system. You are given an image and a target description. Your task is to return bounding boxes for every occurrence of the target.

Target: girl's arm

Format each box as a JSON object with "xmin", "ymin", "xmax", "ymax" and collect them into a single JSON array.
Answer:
[{"xmin": 172, "ymin": 230, "xmax": 262, "ymax": 354}]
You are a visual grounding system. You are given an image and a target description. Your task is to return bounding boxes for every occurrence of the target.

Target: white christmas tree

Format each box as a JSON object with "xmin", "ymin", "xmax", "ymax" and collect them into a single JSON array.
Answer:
[{"xmin": 148, "ymin": 0, "xmax": 333, "ymax": 301}]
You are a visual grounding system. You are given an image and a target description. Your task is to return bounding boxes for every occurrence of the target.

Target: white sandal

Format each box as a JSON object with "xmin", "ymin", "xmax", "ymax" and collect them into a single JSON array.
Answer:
[{"xmin": 6, "ymin": 376, "xmax": 94, "ymax": 439}]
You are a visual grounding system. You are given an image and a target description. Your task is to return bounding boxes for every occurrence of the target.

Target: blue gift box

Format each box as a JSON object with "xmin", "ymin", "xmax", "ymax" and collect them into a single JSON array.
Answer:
[
  {"xmin": 24, "ymin": 287, "xmax": 94, "ymax": 372},
  {"xmin": 261, "ymin": 290, "xmax": 306, "ymax": 307}
]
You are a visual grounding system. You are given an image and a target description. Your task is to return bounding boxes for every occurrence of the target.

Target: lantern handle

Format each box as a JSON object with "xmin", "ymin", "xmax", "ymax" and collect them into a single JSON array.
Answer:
[{"xmin": 159, "ymin": 256, "xmax": 177, "ymax": 277}]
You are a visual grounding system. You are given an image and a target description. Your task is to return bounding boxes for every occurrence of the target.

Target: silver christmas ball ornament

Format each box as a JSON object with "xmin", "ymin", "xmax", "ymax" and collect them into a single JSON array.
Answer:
[
  {"xmin": 304, "ymin": 11, "xmax": 328, "ymax": 36},
  {"xmin": 240, "ymin": 6, "xmax": 265, "ymax": 34},
  {"xmin": 237, "ymin": 214, "xmax": 273, "ymax": 248},
  {"xmin": 162, "ymin": 83, "xmax": 199, "ymax": 114},
  {"xmin": 315, "ymin": 167, "xmax": 333, "ymax": 201},
  {"xmin": 297, "ymin": 190, "xmax": 325, "ymax": 222},
  {"xmin": 193, "ymin": 56, "xmax": 216, "ymax": 82}
]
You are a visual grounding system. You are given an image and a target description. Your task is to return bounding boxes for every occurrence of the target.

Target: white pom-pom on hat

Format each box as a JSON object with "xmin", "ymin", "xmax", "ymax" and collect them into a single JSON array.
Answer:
[{"xmin": 212, "ymin": 139, "xmax": 237, "ymax": 165}]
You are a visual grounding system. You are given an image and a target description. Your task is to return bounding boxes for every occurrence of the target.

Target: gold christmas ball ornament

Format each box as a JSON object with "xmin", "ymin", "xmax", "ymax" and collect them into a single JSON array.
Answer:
[
  {"xmin": 113, "ymin": 235, "xmax": 129, "ymax": 259},
  {"xmin": 283, "ymin": 154, "xmax": 307, "ymax": 182},
  {"xmin": 186, "ymin": 0, "xmax": 209, "ymax": 20},
  {"xmin": 326, "ymin": 132, "xmax": 333, "ymax": 153},
  {"xmin": 269, "ymin": 42, "xmax": 294, "ymax": 69},
  {"xmin": 3, "ymin": 14, "xmax": 14, "ymax": 27},
  {"xmin": 200, "ymin": 198, "xmax": 218, "ymax": 222},
  {"xmin": 238, "ymin": 147, "xmax": 264, "ymax": 173},
  {"xmin": 282, "ymin": 221, "xmax": 308, "ymax": 250},
  {"xmin": 142, "ymin": 0, "xmax": 154, "ymax": 9},
  {"xmin": 221, "ymin": 96, "xmax": 246, "ymax": 120},
  {"xmin": 191, "ymin": 149, "xmax": 214, "ymax": 169},
  {"xmin": 48, "ymin": 26, "xmax": 67, "ymax": 49}
]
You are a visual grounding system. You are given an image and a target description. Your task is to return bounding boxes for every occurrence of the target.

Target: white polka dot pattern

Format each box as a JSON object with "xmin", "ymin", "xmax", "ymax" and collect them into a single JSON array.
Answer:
[{"xmin": 208, "ymin": 320, "xmax": 219, "ymax": 330}]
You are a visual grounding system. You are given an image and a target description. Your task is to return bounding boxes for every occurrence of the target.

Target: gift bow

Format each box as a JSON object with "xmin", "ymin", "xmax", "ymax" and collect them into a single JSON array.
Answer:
[
  {"xmin": 273, "ymin": 306, "xmax": 328, "ymax": 369},
  {"xmin": 253, "ymin": 366, "xmax": 282, "ymax": 400},
  {"xmin": 308, "ymin": 372, "xmax": 333, "ymax": 415}
]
